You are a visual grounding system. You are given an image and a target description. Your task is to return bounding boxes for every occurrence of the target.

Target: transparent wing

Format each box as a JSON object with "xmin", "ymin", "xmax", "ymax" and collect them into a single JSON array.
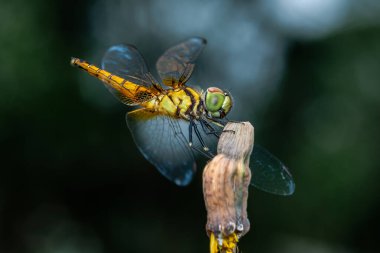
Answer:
[
  {"xmin": 250, "ymin": 146, "xmax": 295, "ymax": 196},
  {"xmin": 156, "ymin": 37, "xmax": 207, "ymax": 88},
  {"xmin": 126, "ymin": 109, "xmax": 196, "ymax": 186},
  {"xmin": 102, "ymin": 44, "xmax": 160, "ymax": 88}
]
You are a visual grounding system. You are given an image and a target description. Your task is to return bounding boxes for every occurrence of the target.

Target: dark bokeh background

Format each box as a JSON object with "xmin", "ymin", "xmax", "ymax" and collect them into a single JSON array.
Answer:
[{"xmin": 1, "ymin": 0, "xmax": 380, "ymax": 252}]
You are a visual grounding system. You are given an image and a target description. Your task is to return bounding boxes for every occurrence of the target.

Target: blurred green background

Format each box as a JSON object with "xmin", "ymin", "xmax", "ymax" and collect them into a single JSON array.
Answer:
[{"xmin": 1, "ymin": 0, "xmax": 380, "ymax": 252}]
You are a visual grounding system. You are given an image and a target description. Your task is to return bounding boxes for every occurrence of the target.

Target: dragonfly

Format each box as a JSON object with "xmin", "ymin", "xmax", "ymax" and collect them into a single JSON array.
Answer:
[{"xmin": 71, "ymin": 37, "xmax": 295, "ymax": 196}]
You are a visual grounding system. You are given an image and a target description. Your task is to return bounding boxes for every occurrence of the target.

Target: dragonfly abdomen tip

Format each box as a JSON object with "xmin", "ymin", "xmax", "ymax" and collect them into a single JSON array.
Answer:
[{"xmin": 70, "ymin": 57, "xmax": 80, "ymax": 66}]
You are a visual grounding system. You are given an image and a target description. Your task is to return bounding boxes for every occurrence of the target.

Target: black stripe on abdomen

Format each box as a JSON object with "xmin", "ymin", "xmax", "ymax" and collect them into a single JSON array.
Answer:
[{"xmin": 183, "ymin": 87, "xmax": 197, "ymax": 116}]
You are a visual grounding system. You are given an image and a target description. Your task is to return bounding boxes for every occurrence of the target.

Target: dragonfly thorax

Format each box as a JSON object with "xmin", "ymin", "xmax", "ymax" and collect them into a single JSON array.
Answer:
[{"xmin": 202, "ymin": 87, "xmax": 232, "ymax": 119}]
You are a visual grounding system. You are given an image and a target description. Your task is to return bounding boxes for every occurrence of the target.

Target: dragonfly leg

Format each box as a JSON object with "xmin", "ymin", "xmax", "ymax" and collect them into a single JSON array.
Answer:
[
  {"xmin": 190, "ymin": 145, "xmax": 214, "ymax": 159},
  {"xmin": 200, "ymin": 119, "xmax": 221, "ymax": 138},
  {"xmin": 224, "ymin": 117, "xmax": 240, "ymax": 123},
  {"xmin": 188, "ymin": 119, "xmax": 193, "ymax": 147},
  {"xmin": 189, "ymin": 118, "xmax": 216, "ymax": 157},
  {"xmin": 191, "ymin": 119, "xmax": 207, "ymax": 150},
  {"xmin": 201, "ymin": 118, "xmax": 236, "ymax": 136}
]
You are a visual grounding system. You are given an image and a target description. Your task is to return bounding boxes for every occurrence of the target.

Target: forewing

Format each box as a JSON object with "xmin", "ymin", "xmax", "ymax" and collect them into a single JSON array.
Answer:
[
  {"xmin": 250, "ymin": 146, "xmax": 295, "ymax": 196},
  {"xmin": 102, "ymin": 44, "xmax": 160, "ymax": 88},
  {"xmin": 126, "ymin": 109, "xmax": 196, "ymax": 186},
  {"xmin": 156, "ymin": 37, "xmax": 207, "ymax": 88}
]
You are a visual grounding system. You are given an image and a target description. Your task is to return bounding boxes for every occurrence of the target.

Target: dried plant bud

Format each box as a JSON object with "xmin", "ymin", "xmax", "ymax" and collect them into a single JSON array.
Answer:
[{"xmin": 203, "ymin": 122, "xmax": 254, "ymax": 253}]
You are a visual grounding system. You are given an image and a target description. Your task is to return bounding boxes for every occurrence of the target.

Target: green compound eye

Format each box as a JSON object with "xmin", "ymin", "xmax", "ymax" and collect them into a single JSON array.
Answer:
[
  {"xmin": 206, "ymin": 92, "xmax": 225, "ymax": 112},
  {"xmin": 204, "ymin": 87, "xmax": 233, "ymax": 118}
]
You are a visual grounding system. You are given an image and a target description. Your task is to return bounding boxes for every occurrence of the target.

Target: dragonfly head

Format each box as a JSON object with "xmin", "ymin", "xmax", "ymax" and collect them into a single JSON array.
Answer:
[{"xmin": 203, "ymin": 87, "xmax": 233, "ymax": 118}]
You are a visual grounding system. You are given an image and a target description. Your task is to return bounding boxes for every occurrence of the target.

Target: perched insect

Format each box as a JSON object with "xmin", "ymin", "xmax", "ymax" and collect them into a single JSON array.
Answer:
[{"xmin": 71, "ymin": 37, "xmax": 295, "ymax": 195}]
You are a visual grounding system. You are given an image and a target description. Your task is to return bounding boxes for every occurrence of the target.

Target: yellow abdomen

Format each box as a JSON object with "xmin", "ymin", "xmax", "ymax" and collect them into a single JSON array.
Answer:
[{"xmin": 71, "ymin": 57, "xmax": 202, "ymax": 120}]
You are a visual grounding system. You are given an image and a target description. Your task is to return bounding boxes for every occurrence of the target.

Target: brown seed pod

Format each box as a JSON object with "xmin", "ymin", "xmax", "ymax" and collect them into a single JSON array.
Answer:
[{"xmin": 203, "ymin": 122, "xmax": 254, "ymax": 253}]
